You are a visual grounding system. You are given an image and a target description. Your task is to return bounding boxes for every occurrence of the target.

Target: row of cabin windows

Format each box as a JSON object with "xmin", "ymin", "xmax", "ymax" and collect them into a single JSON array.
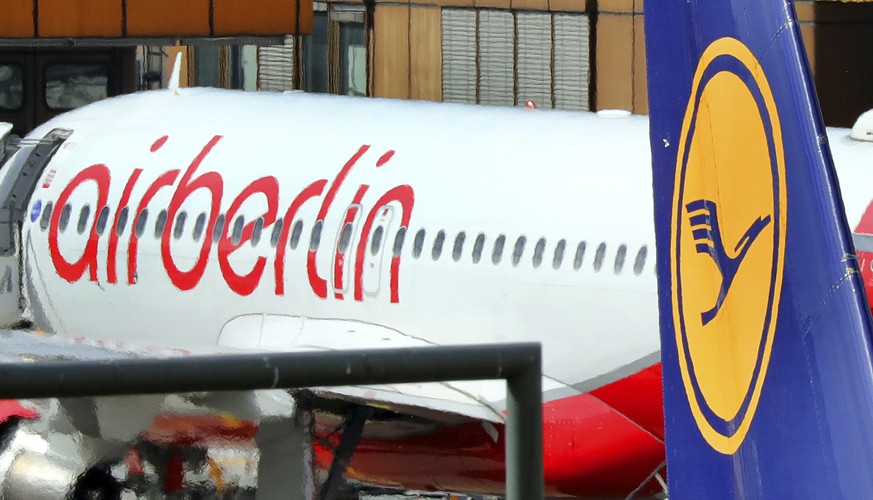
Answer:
[{"xmin": 36, "ymin": 201, "xmax": 649, "ymax": 275}]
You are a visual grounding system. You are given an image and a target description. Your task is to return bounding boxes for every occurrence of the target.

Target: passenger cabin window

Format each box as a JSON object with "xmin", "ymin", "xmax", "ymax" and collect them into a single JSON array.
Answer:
[
  {"xmin": 174, "ymin": 212, "xmax": 187, "ymax": 240},
  {"xmin": 251, "ymin": 217, "xmax": 264, "ymax": 246},
  {"xmin": 338, "ymin": 222, "xmax": 354, "ymax": 254},
  {"xmin": 45, "ymin": 64, "xmax": 110, "ymax": 111},
  {"xmin": 532, "ymin": 238, "xmax": 546, "ymax": 268},
  {"xmin": 472, "ymin": 233, "xmax": 485, "ymax": 264},
  {"xmin": 392, "ymin": 227, "xmax": 407, "ymax": 257},
  {"xmin": 232, "ymin": 216, "xmax": 245, "ymax": 245},
  {"xmin": 40, "ymin": 202, "xmax": 53, "ymax": 231},
  {"xmin": 310, "ymin": 220, "xmax": 323, "ymax": 251},
  {"xmin": 492, "ymin": 234, "xmax": 506, "ymax": 265},
  {"xmin": 135, "ymin": 209, "xmax": 149, "ymax": 238},
  {"xmin": 614, "ymin": 244, "xmax": 627, "ymax": 274},
  {"xmin": 154, "ymin": 209, "xmax": 168, "ymax": 238},
  {"xmin": 512, "ymin": 236, "xmax": 526, "ymax": 266},
  {"xmin": 412, "ymin": 229, "xmax": 426, "ymax": 258},
  {"xmin": 77, "ymin": 205, "xmax": 91, "ymax": 234},
  {"xmin": 371, "ymin": 225, "xmax": 385, "ymax": 255},
  {"xmin": 452, "ymin": 232, "xmax": 466, "ymax": 262},
  {"xmin": 593, "ymin": 242, "xmax": 606, "ymax": 271},
  {"xmin": 634, "ymin": 245, "xmax": 648, "ymax": 275},
  {"xmin": 552, "ymin": 239, "xmax": 566, "ymax": 270},
  {"xmin": 96, "ymin": 206, "xmax": 109, "ymax": 235},
  {"xmin": 432, "ymin": 230, "xmax": 446, "ymax": 260},
  {"xmin": 212, "ymin": 214, "xmax": 226, "ymax": 242},
  {"xmin": 116, "ymin": 207, "xmax": 129, "ymax": 236},
  {"xmin": 193, "ymin": 212, "xmax": 207, "ymax": 242},
  {"xmin": 59, "ymin": 204, "xmax": 71, "ymax": 232},
  {"xmin": 573, "ymin": 241, "xmax": 586, "ymax": 270},
  {"xmin": 290, "ymin": 220, "xmax": 304, "ymax": 249},
  {"xmin": 270, "ymin": 218, "xmax": 283, "ymax": 248}
]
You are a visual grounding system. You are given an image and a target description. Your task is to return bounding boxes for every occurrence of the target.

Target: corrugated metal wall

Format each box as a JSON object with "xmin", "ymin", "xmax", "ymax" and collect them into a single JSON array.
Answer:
[
  {"xmin": 441, "ymin": 9, "xmax": 478, "ymax": 103},
  {"xmin": 257, "ymin": 38, "xmax": 296, "ymax": 91}
]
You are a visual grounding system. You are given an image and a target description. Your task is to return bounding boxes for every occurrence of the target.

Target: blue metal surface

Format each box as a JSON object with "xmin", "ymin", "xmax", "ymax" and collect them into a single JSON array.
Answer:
[{"xmin": 645, "ymin": 0, "xmax": 873, "ymax": 497}]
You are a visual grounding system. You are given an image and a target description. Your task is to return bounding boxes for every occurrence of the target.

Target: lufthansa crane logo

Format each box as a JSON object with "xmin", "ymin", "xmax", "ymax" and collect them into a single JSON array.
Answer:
[{"xmin": 671, "ymin": 38, "xmax": 787, "ymax": 454}]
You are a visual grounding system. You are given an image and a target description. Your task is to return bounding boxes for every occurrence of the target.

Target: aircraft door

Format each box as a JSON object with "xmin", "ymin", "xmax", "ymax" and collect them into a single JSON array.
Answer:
[
  {"xmin": 362, "ymin": 206, "xmax": 395, "ymax": 298},
  {"xmin": 0, "ymin": 128, "xmax": 70, "ymax": 326}
]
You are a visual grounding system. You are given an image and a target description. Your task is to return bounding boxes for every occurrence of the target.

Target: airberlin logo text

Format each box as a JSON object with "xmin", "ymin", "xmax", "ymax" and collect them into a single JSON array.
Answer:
[{"xmin": 46, "ymin": 136, "xmax": 415, "ymax": 302}]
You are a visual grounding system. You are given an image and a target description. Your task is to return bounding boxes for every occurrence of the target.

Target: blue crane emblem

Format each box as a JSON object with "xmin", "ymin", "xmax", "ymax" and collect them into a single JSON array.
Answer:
[{"xmin": 685, "ymin": 199, "xmax": 772, "ymax": 326}]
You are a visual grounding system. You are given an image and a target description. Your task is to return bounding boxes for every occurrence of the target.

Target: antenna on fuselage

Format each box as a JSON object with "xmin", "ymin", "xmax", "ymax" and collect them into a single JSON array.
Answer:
[{"xmin": 168, "ymin": 53, "xmax": 183, "ymax": 95}]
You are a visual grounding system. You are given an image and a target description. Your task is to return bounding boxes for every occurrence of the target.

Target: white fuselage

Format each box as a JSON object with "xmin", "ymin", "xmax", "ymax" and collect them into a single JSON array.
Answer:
[{"xmin": 12, "ymin": 89, "xmax": 873, "ymax": 404}]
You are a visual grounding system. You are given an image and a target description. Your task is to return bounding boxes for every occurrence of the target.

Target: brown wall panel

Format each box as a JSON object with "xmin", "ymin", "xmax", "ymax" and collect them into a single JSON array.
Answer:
[
  {"xmin": 39, "ymin": 0, "xmax": 122, "ymax": 37},
  {"xmin": 214, "ymin": 0, "xmax": 297, "ymax": 35},
  {"xmin": 595, "ymin": 13, "xmax": 633, "ymax": 110},
  {"xmin": 476, "ymin": 0, "xmax": 511, "ymax": 9},
  {"xmin": 599, "ymin": 0, "xmax": 634, "ymax": 13},
  {"xmin": 127, "ymin": 0, "xmax": 211, "ymax": 36},
  {"xmin": 0, "ymin": 0, "xmax": 34, "ymax": 37},
  {"xmin": 632, "ymin": 14, "xmax": 647, "ymax": 114},
  {"xmin": 409, "ymin": 6, "xmax": 442, "ymax": 101},
  {"xmin": 512, "ymin": 0, "xmax": 549, "ymax": 11},
  {"xmin": 373, "ymin": 5, "xmax": 411, "ymax": 99}
]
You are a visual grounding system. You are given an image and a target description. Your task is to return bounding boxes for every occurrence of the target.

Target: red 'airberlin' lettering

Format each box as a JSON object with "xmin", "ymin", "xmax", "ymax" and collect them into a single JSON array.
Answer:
[
  {"xmin": 163, "ymin": 136, "xmax": 224, "ymax": 291},
  {"xmin": 44, "ymin": 137, "xmax": 414, "ymax": 302},
  {"xmin": 218, "ymin": 176, "xmax": 279, "ymax": 296}
]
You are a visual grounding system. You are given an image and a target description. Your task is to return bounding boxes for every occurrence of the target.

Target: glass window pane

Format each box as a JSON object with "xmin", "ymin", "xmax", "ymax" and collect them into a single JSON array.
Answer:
[
  {"xmin": 573, "ymin": 241, "xmax": 586, "ymax": 270},
  {"xmin": 45, "ymin": 64, "xmax": 109, "ymax": 110},
  {"xmin": 155, "ymin": 209, "xmax": 168, "ymax": 238},
  {"xmin": 194, "ymin": 45, "xmax": 222, "ymax": 88},
  {"xmin": 371, "ymin": 225, "xmax": 385, "ymax": 256},
  {"xmin": 303, "ymin": 12, "xmax": 329, "ymax": 93},
  {"xmin": 59, "ymin": 204, "xmax": 72, "ymax": 232},
  {"xmin": 310, "ymin": 220, "xmax": 323, "ymax": 251},
  {"xmin": 135, "ymin": 209, "xmax": 148, "ymax": 238},
  {"xmin": 340, "ymin": 22, "xmax": 367, "ymax": 96},
  {"xmin": 392, "ymin": 227, "xmax": 407, "ymax": 257},
  {"xmin": 77, "ymin": 205, "xmax": 91, "ymax": 234},
  {"xmin": 0, "ymin": 64, "xmax": 23, "ymax": 111},
  {"xmin": 432, "ymin": 230, "xmax": 445, "ymax": 260},
  {"xmin": 339, "ymin": 222, "xmax": 354, "ymax": 254},
  {"xmin": 614, "ymin": 244, "xmax": 627, "ymax": 274},
  {"xmin": 270, "ymin": 218, "xmax": 284, "ymax": 248},
  {"xmin": 232, "ymin": 216, "xmax": 245, "ymax": 245},
  {"xmin": 413, "ymin": 229, "xmax": 426, "ymax": 259},
  {"xmin": 452, "ymin": 232, "xmax": 466, "ymax": 262},
  {"xmin": 552, "ymin": 239, "xmax": 566, "ymax": 269},
  {"xmin": 252, "ymin": 217, "xmax": 264, "ymax": 246},
  {"xmin": 594, "ymin": 242, "xmax": 607, "ymax": 271},
  {"xmin": 512, "ymin": 236, "xmax": 527, "ymax": 266},
  {"xmin": 116, "ymin": 207, "xmax": 129, "ymax": 236},
  {"xmin": 96, "ymin": 206, "xmax": 109, "ymax": 235},
  {"xmin": 473, "ymin": 233, "xmax": 485, "ymax": 264},
  {"xmin": 290, "ymin": 220, "xmax": 304, "ymax": 249},
  {"xmin": 193, "ymin": 212, "xmax": 207, "ymax": 242},
  {"xmin": 174, "ymin": 211, "xmax": 188, "ymax": 240},
  {"xmin": 40, "ymin": 202, "xmax": 53, "ymax": 231},
  {"xmin": 492, "ymin": 234, "xmax": 506, "ymax": 264},
  {"xmin": 212, "ymin": 214, "xmax": 226, "ymax": 243},
  {"xmin": 533, "ymin": 238, "xmax": 546, "ymax": 268},
  {"xmin": 634, "ymin": 245, "xmax": 648, "ymax": 275}
]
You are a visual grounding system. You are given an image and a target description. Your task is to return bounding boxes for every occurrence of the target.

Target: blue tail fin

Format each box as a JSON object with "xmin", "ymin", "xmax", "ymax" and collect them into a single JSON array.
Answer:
[{"xmin": 645, "ymin": 0, "xmax": 873, "ymax": 496}]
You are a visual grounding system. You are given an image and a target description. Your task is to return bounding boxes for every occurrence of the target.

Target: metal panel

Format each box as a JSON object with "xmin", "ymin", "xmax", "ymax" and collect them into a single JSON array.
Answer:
[
  {"xmin": 258, "ymin": 38, "xmax": 296, "ymax": 92},
  {"xmin": 554, "ymin": 13, "xmax": 590, "ymax": 111},
  {"xmin": 516, "ymin": 12, "xmax": 552, "ymax": 108},
  {"xmin": 441, "ymin": 9, "xmax": 477, "ymax": 104},
  {"xmin": 478, "ymin": 10, "xmax": 514, "ymax": 106}
]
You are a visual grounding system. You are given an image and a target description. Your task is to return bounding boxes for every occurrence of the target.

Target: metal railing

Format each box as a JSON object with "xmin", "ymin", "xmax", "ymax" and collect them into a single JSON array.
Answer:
[{"xmin": 0, "ymin": 342, "xmax": 544, "ymax": 499}]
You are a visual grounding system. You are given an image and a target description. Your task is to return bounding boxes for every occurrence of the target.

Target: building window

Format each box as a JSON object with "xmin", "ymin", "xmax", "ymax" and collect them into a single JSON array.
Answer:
[
  {"xmin": 0, "ymin": 64, "xmax": 23, "ymax": 111},
  {"xmin": 260, "ymin": 4, "xmax": 369, "ymax": 96},
  {"xmin": 441, "ymin": 9, "xmax": 590, "ymax": 110}
]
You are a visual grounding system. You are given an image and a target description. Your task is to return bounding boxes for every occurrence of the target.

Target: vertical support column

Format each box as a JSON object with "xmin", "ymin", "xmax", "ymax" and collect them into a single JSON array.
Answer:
[
  {"xmin": 505, "ymin": 353, "xmax": 543, "ymax": 500},
  {"xmin": 256, "ymin": 396, "xmax": 316, "ymax": 500}
]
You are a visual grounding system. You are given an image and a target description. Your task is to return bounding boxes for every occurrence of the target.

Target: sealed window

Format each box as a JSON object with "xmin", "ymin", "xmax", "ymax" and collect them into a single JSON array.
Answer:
[
  {"xmin": 492, "ymin": 234, "xmax": 506, "ymax": 264},
  {"xmin": 634, "ymin": 245, "xmax": 648, "ymax": 275},
  {"xmin": 512, "ymin": 236, "xmax": 527, "ymax": 266},
  {"xmin": 392, "ymin": 227, "xmax": 407, "ymax": 257},
  {"xmin": 432, "ymin": 230, "xmax": 446, "ymax": 260},
  {"xmin": 552, "ymin": 239, "xmax": 566, "ymax": 269},
  {"xmin": 573, "ymin": 241, "xmax": 586, "ymax": 270},
  {"xmin": 594, "ymin": 242, "xmax": 607, "ymax": 271},
  {"xmin": 473, "ymin": 233, "xmax": 486, "ymax": 263},
  {"xmin": 614, "ymin": 244, "xmax": 627, "ymax": 273},
  {"xmin": 96, "ymin": 206, "xmax": 109, "ymax": 235},
  {"xmin": 40, "ymin": 202, "xmax": 53, "ymax": 231},
  {"xmin": 533, "ymin": 238, "xmax": 546, "ymax": 268},
  {"xmin": 115, "ymin": 208, "xmax": 128, "ymax": 236},
  {"xmin": 77, "ymin": 205, "xmax": 91, "ymax": 235}
]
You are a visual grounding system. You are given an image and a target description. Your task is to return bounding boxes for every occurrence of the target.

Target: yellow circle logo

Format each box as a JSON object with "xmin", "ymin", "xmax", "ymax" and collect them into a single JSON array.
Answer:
[{"xmin": 671, "ymin": 38, "xmax": 787, "ymax": 454}]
